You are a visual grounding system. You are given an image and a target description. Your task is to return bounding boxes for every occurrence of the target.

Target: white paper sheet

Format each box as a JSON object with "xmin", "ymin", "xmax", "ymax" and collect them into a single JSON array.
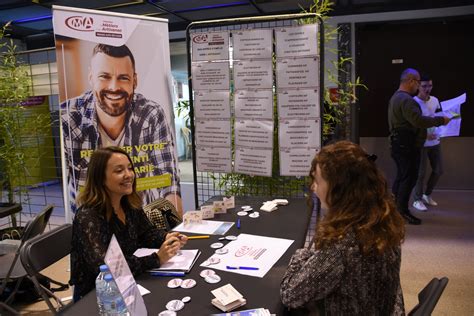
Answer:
[
  {"xmin": 200, "ymin": 233, "xmax": 294, "ymax": 278},
  {"xmin": 191, "ymin": 31, "xmax": 229, "ymax": 61},
  {"xmin": 195, "ymin": 119, "xmax": 231, "ymax": 147},
  {"xmin": 134, "ymin": 249, "xmax": 200, "ymax": 272},
  {"xmin": 279, "ymin": 118, "xmax": 321, "ymax": 148},
  {"xmin": 235, "ymin": 120, "xmax": 274, "ymax": 149},
  {"xmin": 192, "ymin": 61, "xmax": 230, "ymax": 90},
  {"xmin": 234, "ymin": 90, "xmax": 274, "ymax": 120},
  {"xmin": 275, "ymin": 24, "xmax": 318, "ymax": 58},
  {"xmin": 276, "ymin": 57, "xmax": 319, "ymax": 89},
  {"xmin": 104, "ymin": 235, "xmax": 147, "ymax": 316},
  {"xmin": 278, "ymin": 89, "xmax": 320, "ymax": 119},
  {"xmin": 196, "ymin": 146, "xmax": 232, "ymax": 173},
  {"xmin": 194, "ymin": 90, "xmax": 231, "ymax": 119},
  {"xmin": 232, "ymin": 29, "xmax": 273, "ymax": 60},
  {"xmin": 173, "ymin": 220, "xmax": 234, "ymax": 235},
  {"xmin": 234, "ymin": 147, "xmax": 273, "ymax": 177},
  {"xmin": 234, "ymin": 59, "xmax": 273, "ymax": 90},
  {"xmin": 436, "ymin": 93, "xmax": 466, "ymax": 137},
  {"xmin": 280, "ymin": 147, "xmax": 320, "ymax": 176}
]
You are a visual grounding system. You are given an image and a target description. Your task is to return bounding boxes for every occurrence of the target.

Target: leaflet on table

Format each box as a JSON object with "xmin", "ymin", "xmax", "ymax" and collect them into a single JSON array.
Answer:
[
  {"xmin": 436, "ymin": 93, "xmax": 466, "ymax": 137},
  {"xmin": 279, "ymin": 118, "xmax": 321, "ymax": 148},
  {"xmin": 235, "ymin": 120, "xmax": 274, "ymax": 149},
  {"xmin": 278, "ymin": 89, "xmax": 320, "ymax": 119},
  {"xmin": 104, "ymin": 235, "xmax": 147, "ymax": 316},
  {"xmin": 276, "ymin": 57, "xmax": 319, "ymax": 89},
  {"xmin": 196, "ymin": 146, "xmax": 232, "ymax": 173},
  {"xmin": 232, "ymin": 29, "xmax": 273, "ymax": 60},
  {"xmin": 234, "ymin": 147, "xmax": 273, "ymax": 177},
  {"xmin": 191, "ymin": 31, "xmax": 229, "ymax": 62},
  {"xmin": 192, "ymin": 61, "xmax": 230, "ymax": 91},
  {"xmin": 134, "ymin": 248, "xmax": 201, "ymax": 272},
  {"xmin": 234, "ymin": 59, "xmax": 273, "ymax": 90},
  {"xmin": 275, "ymin": 24, "xmax": 319, "ymax": 58},
  {"xmin": 280, "ymin": 147, "xmax": 320, "ymax": 176},
  {"xmin": 195, "ymin": 119, "xmax": 231, "ymax": 147},
  {"xmin": 211, "ymin": 308, "xmax": 272, "ymax": 316},
  {"xmin": 194, "ymin": 90, "xmax": 231, "ymax": 119},
  {"xmin": 234, "ymin": 89, "xmax": 273, "ymax": 120},
  {"xmin": 200, "ymin": 233, "xmax": 294, "ymax": 278},
  {"xmin": 173, "ymin": 220, "xmax": 234, "ymax": 235}
]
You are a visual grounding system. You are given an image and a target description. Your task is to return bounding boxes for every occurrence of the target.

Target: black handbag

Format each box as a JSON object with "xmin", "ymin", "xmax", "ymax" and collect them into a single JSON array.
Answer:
[{"xmin": 143, "ymin": 198, "xmax": 182, "ymax": 231}]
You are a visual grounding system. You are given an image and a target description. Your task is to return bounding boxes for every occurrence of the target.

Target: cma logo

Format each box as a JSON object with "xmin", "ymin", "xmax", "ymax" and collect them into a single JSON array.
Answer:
[
  {"xmin": 65, "ymin": 16, "xmax": 94, "ymax": 32},
  {"xmin": 193, "ymin": 34, "xmax": 208, "ymax": 44}
]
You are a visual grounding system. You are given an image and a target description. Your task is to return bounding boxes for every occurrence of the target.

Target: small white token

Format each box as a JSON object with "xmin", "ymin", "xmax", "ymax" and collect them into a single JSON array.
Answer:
[
  {"xmin": 180, "ymin": 279, "xmax": 197, "ymax": 289},
  {"xmin": 215, "ymin": 248, "xmax": 228, "ymax": 255},
  {"xmin": 167, "ymin": 278, "xmax": 182, "ymax": 288},
  {"xmin": 243, "ymin": 207, "xmax": 253, "ymax": 211},
  {"xmin": 159, "ymin": 310, "xmax": 177, "ymax": 316},
  {"xmin": 166, "ymin": 299, "xmax": 185, "ymax": 312},
  {"xmin": 241, "ymin": 205, "xmax": 251, "ymax": 209},
  {"xmin": 249, "ymin": 212, "xmax": 260, "ymax": 218},
  {"xmin": 181, "ymin": 296, "xmax": 191, "ymax": 303},
  {"xmin": 204, "ymin": 274, "xmax": 221, "ymax": 284},
  {"xmin": 210, "ymin": 242, "xmax": 224, "ymax": 249},
  {"xmin": 225, "ymin": 235, "xmax": 237, "ymax": 241},
  {"xmin": 200, "ymin": 269, "xmax": 215, "ymax": 278},
  {"xmin": 218, "ymin": 237, "xmax": 226, "ymax": 240},
  {"xmin": 237, "ymin": 211, "xmax": 248, "ymax": 216},
  {"xmin": 208, "ymin": 257, "xmax": 221, "ymax": 264}
]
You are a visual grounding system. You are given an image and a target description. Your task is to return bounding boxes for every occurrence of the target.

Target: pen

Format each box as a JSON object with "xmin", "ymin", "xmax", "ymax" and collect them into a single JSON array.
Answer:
[
  {"xmin": 150, "ymin": 271, "xmax": 185, "ymax": 277},
  {"xmin": 236, "ymin": 219, "xmax": 241, "ymax": 229},
  {"xmin": 187, "ymin": 235, "xmax": 210, "ymax": 240},
  {"xmin": 226, "ymin": 266, "xmax": 259, "ymax": 270}
]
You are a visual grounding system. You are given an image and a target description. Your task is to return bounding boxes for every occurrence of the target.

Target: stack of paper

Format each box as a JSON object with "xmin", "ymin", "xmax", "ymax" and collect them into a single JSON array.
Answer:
[
  {"xmin": 211, "ymin": 284, "xmax": 246, "ymax": 312},
  {"xmin": 133, "ymin": 248, "xmax": 201, "ymax": 273}
]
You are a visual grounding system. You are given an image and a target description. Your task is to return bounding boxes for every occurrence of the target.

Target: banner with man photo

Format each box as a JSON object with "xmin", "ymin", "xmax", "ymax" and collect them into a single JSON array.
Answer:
[{"xmin": 52, "ymin": 6, "xmax": 182, "ymax": 217}]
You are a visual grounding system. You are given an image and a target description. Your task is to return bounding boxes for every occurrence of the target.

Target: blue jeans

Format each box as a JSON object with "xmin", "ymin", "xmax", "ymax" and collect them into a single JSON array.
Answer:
[{"xmin": 414, "ymin": 144, "xmax": 443, "ymax": 201}]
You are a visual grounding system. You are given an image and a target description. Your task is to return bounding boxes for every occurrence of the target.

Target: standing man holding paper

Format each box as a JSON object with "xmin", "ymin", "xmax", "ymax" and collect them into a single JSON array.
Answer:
[
  {"xmin": 412, "ymin": 74, "xmax": 443, "ymax": 211},
  {"xmin": 388, "ymin": 68, "xmax": 449, "ymax": 225}
]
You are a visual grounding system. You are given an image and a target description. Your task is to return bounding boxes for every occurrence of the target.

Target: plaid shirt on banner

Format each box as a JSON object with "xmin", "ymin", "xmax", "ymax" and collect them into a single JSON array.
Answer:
[{"xmin": 61, "ymin": 91, "xmax": 180, "ymax": 212}]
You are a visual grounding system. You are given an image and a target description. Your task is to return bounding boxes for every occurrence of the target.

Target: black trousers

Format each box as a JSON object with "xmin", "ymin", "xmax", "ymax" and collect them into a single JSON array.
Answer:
[{"xmin": 390, "ymin": 136, "xmax": 421, "ymax": 214}]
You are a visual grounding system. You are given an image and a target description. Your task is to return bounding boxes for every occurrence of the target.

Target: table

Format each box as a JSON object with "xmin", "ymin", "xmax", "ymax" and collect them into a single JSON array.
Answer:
[
  {"xmin": 61, "ymin": 196, "xmax": 312, "ymax": 315},
  {"xmin": 0, "ymin": 203, "xmax": 22, "ymax": 228}
]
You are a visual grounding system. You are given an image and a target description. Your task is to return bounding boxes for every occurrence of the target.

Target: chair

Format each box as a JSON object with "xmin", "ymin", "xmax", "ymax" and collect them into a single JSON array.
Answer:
[
  {"xmin": 181, "ymin": 126, "xmax": 192, "ymax": 160},
  {"xmin": 408, "ymin": 277, "xmax": 449, "ymax": 316},
  {"xmin": 0, "ymin": 204, "xmax": 53, "ymax": 314},
  {"xmin": 20, "ymin": 223, "xmax": 73, "ymax": 314}
]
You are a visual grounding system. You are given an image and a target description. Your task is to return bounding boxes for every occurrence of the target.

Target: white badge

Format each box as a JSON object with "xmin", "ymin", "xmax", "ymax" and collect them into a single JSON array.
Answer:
[
  {"xmin": 215, "ymin": 248, "xmax": 229, "ymax": 255},
  {"xmin": 237, "ymin": 211, "xmax": 248, "ymax": 216},
  {"xmin": 200, "ymin": 269, "xmax": 216, "ymax": 278},
  {"xmin": 211, "ymin": 242, "xmax": 224, "ymax": 249},
  {"xmin": 181, "ymin": 296, "xmax": 191, "ymax": 303},
  {"xmin": 180, "ymin": 279, "xmax": 197, "ymax": 289},
  {"xmin": 204, "ymin": 274, "xmax": 221, "ymax": 284},
  {"xmin": 167, "ymin": 278, "xmax": 183, "ymax": 289},
  {"xmin": 166, "ymin": 299, "xmax": 185, "ymax": 311}
]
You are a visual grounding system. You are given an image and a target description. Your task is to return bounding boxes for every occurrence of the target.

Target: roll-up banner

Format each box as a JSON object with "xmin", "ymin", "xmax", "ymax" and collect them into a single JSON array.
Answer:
[{"xmin": 52, "ymin": 6, "xmax": 182, "ymax": 216}]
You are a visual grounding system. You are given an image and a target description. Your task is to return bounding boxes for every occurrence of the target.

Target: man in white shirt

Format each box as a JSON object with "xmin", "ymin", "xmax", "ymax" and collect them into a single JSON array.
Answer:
[{"xmin": 412, "ymin": 74, "xmax": 443, "ymax": 211}]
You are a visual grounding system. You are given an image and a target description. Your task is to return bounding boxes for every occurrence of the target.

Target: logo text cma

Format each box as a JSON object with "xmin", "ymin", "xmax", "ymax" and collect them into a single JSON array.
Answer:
[{"xmin": 65, "ymin": 16, "xmax": 94, "ymax": 32}]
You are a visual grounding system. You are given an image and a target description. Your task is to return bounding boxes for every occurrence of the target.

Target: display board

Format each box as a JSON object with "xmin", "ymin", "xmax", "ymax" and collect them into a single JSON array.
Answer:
[{"xmin": 187, "ymin": 14, "xmax": 323, "ymax": 206}]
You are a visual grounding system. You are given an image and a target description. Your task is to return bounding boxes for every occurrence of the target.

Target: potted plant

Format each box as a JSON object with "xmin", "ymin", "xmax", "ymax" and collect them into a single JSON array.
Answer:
[{"xmin": 0, "ymin": 22, "xmax": 47, "ymax": 230}]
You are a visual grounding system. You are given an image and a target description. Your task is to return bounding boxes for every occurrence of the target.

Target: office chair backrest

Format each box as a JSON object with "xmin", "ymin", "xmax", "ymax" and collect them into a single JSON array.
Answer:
[
  {"xmin": 20, "ymin": 223, "xmax": 73, "ymax": 276},
  {"xmin": 408, "ymin": 277, "xmax": 449, "ymax": 316}
]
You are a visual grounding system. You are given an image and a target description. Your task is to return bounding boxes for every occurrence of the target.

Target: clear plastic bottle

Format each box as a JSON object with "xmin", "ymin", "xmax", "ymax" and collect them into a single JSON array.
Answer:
[
  {"xmin": 95, "ymin": 264, "xmax": 110, "ymax": 315},
  {"xmin": 102, "ymin": 273, "xmax": 128, "ymax": 316}
]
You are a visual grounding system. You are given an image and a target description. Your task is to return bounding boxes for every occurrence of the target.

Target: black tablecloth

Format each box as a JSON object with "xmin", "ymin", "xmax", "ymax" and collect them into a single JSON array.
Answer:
[{"xmin": 61, "ymin": 196, "xmax": 311, "ymax": 315}]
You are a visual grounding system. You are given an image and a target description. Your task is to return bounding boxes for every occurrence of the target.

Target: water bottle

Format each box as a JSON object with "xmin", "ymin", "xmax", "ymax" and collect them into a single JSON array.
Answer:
[
  {"xmin": 95, "ymin": 264, "xmax": 110, "ymax": 315},
  {"xmin": 102, "ymin": 273, "xmax": 128, "ymax": 315}
]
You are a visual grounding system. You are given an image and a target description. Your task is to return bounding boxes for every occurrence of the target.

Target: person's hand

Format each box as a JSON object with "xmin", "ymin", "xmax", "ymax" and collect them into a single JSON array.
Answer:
[
  {"xmin": 166, "ymin": 231, "xmax": 188, "ymax": 247},
  {"xmin": 442, "ymin": 116, "xmax": 450, "ymax": 125},
  {"xmin": 157, "ymin": 236, "xmax": 181, "ymax": 264}
]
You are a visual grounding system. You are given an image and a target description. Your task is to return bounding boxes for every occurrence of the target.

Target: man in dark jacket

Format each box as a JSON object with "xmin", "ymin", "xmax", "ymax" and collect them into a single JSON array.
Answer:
[{"xmin": 388, "ymin": 68, "xmax": 449, "ymax": 225}]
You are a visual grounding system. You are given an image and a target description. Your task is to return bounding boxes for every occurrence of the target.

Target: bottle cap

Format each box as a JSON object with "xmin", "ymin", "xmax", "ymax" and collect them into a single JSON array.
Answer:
[
  {"xmin": 104, "ymin": 274, "xmax": 113, "ymax": 281},
  {"xmin": 99, "ymin": 264, "xmax": 109, "ymax": 272}
]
